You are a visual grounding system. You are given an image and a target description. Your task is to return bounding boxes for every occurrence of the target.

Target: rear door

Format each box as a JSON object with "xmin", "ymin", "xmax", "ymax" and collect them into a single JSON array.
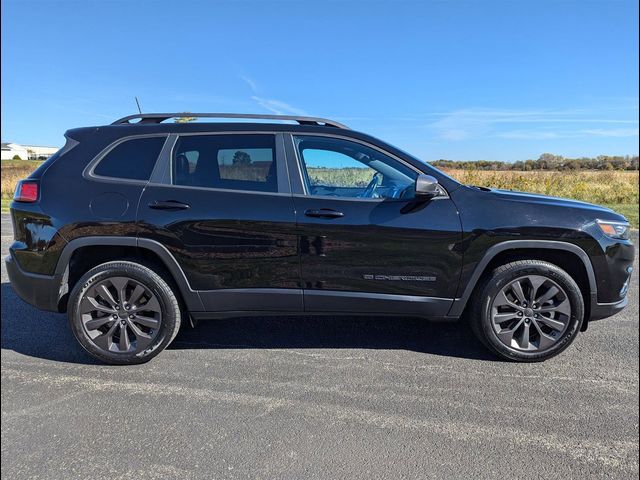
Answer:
[
  {"xmin": 138, "ymin": 132, "xmax": 302, "ymax": 313},
  {"xmin": 285, "ymin": 133, "xmax": 462, "ymax": 318}
]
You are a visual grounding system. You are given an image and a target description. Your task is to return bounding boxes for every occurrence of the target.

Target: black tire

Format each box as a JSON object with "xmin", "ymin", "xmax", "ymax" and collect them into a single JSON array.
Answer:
[
  {"xmin": 469, "ymin": 260, "xmax": 584, "ymax": 362},
  {"xmin": 68, "ymin": 261, "xmax": 181, "ymax": 365}
]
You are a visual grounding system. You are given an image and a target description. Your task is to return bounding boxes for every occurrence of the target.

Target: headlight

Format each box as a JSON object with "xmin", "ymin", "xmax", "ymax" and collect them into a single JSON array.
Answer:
[{"xmin": 596, "ymin": 220, "xmax": 631, "ymax": 240}]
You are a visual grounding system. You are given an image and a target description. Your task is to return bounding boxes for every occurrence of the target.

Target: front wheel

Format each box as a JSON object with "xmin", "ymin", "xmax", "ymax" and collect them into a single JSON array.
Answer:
[
  {"xmin": 68, "ymin": 261, "xmax": 181, "ymax": 365},
  {"xmin": 469, "ymin": 260, "xmax": 584, "ymax": 362}
]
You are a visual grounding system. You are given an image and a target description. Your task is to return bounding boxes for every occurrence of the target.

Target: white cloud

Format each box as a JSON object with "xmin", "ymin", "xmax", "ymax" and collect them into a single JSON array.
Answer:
[
  {"xmin": 582, "ymin": 128, "xmax": 639, "ymax": 137},
  {"xmin": 497, "ymin": 130, "xmax": 563, "ymax": 140},
  {"xmin": 427, "ymin": 107, "xmax": 639, "ymax": 141},
  {"xmin": 428, "ymin": 109, "xmax": 497, "ymax": 140},
  {"xmin": 239, "ymin": 75, "xmax": 258, "ymax": 94},
  {"xmin": 250, "ymin": 96, "xmax": 308, "ymax": 116},
  {"xmin": 239, "ymin": 74, "xmax": 308, "ymax": 116}
]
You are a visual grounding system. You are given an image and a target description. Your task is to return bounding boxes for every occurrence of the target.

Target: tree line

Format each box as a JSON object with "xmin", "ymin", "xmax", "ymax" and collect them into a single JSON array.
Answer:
[{"xmin": 430, "ymin": 154, "xmax": 639, "ymax": 171}]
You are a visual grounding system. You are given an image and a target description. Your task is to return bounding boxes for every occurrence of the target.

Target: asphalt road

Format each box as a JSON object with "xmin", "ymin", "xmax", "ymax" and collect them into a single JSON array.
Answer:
[{"xmin": 1, "ymin": 213, "xmax": 638, "ymax": 479}]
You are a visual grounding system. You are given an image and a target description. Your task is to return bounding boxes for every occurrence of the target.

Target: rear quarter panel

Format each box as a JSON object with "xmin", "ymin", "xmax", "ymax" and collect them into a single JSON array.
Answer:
[{"xmin": 10, "ymin": 127, "xmax": 147, "ymax": 275}]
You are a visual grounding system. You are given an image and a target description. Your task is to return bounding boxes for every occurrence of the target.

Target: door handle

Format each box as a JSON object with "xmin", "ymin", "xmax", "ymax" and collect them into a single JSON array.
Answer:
[
  {"xmin": 148, "ymin": 200, "xmax": 190, "ymax": 210},
  {"xmin": 304, "ymin": 208, "xmax": 344, "ymax": 219}
]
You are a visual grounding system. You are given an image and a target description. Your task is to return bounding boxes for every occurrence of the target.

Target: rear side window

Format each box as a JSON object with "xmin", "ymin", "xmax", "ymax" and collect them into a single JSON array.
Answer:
[
  {"xmin": 93, "ymin": 136, "xmax": 166, "ymax": 181},
  {"xmin": 172, "ymin": 134, "xmax": 277, "ymax": 192}
]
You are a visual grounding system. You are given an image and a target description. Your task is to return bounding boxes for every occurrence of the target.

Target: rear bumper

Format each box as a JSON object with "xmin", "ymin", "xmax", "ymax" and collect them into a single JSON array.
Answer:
[
  {"xmin": 5, "ymin": 253, "xmax": 64, "ymax": 312},
  {"xmin": 589, "ymin": 293, "xmax": 629, "ymax": 321}
]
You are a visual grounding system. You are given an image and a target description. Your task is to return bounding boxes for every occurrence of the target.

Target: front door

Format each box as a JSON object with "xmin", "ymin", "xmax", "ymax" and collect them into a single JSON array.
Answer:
[
  {"xmin": 138, "ymin": 132, "xmax": 302, "ymax": 313},
  {"xmin": 287, "ymin": 134, "xmax": 462, "ymax": 318}
]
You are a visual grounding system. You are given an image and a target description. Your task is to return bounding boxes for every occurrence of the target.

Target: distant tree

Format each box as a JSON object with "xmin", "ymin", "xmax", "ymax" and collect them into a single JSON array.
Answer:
[
  {"xmin": 232, "ymin": 151, "xmax": 251, "ymax": 165},
  {"xmin": 429, "ymin": 154, "xmax": 638, "ymax": 171},
  {"xmin": 611, "ymin": 157, "xmax": 627, "ymax": 170},
  {"xmin": 566, "ymin": 159, "xmax": 581, "ymax": 170},
  {"xmin": 537, "ymin": 153, "xmax": 564, "ymax": 170}
]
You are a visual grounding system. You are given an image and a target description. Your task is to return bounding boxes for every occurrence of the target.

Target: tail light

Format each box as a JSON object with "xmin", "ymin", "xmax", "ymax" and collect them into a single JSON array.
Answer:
[{"xmin": 14, "ymin": 180, "xmax": 39, "ymax": 202}]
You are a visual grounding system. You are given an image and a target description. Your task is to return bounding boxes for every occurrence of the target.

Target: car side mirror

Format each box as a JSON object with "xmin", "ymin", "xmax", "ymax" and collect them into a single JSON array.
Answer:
[{"xmin": 415, "ymin": 174, "xmax": 440, "ymax": 198}]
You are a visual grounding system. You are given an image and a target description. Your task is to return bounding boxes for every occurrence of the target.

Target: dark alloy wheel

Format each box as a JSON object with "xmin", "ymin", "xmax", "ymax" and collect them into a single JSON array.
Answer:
[
  {"xmin": 491, "ymin": 274, "xmax": 571, "ymax": 352},
  {"xmin": 79, "ymin": 276, "xmax": 162, "ymax": 354},
  {"xmin": 69, "ymin": 261, "xmax": 181, "ymax": 364},
  {"xmin": 470, "ymin": 260, "xmax": 584, "ymax": 362}
]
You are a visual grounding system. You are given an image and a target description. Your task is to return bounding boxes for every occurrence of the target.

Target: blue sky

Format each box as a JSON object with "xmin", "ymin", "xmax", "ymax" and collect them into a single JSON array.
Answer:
[{"xmin": 1, "ymin": 0, "xmax": 638, "ymax": 161}]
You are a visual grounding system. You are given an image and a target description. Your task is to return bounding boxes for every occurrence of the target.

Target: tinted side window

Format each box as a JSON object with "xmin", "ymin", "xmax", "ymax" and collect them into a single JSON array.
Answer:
[
  {"xmin": 94, "ymin": 136, "xmax": 165, "ymax": 180},
  {"xmin": 172, "ymin": 134, "xmax": 277, "ymax": 192},
  {"xmin": 294, "ymin": 135, "xmax": 416, "ymax": 199}
]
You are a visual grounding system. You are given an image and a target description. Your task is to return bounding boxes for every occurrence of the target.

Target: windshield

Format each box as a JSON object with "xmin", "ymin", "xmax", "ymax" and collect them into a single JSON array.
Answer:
[{"xmin": 383, "ymin": 143, "xmax": 462, "ymax": 187}]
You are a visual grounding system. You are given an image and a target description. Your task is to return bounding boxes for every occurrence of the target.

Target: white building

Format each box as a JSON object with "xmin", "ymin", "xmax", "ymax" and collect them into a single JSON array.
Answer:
[
  {"xmin": 1, "ymin": 142, "xmax": 59, "ymax": 160},
  {"xmin": 1, "ymin": 143, "xmax": 29, "ymax": 160},
  {"xmin": 24, "ymin": 145, "xmax": 59, "ymax": 159}
]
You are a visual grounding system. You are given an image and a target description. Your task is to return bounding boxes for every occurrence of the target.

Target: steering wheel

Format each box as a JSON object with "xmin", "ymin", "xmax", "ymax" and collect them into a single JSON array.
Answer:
[{"xmin": 360, "ymin": 173, "xmax": 382, "ymax": 198}]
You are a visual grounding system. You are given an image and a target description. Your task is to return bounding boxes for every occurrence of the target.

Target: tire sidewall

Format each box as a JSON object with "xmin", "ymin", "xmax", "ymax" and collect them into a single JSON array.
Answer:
[
  {"xmin": 479, "ymin": 263, "xmax": 584, "ymax": 362},
  {"xmin": 68, "ymin": 262, "xmax": 179, "ymax": 365}
]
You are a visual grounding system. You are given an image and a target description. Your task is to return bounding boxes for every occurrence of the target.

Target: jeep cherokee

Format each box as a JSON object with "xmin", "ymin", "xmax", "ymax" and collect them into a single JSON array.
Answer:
[{"xmin": 5, "ymin": 113, "xmax": 635, "ymax": 364}]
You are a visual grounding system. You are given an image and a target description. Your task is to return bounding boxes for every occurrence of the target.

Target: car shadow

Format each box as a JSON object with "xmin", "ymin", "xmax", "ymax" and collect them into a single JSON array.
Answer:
[
  {"xmin": 1, "ymin": 283, "xmax": 100, "ymax": 364},
  {"xmin": 1, "ymin": 282, "xmax": 496, "ymax": 364}
]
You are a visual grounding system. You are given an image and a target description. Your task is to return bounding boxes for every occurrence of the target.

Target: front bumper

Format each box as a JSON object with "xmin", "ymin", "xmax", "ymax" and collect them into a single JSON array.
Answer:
[
  {"xmin": 5, "ymin": 253, "xmax": 64, "ymax": 312},
  {"xmin": 589, "ymin": 293, "xmax": 629, "ymax": 321}
]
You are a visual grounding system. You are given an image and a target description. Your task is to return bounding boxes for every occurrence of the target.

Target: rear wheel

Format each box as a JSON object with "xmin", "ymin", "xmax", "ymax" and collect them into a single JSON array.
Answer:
[
  {"xmin": 68, "ymin": 261, "xmax": 181, "ymax": 364},
  {"xmin": 470, "ymin": 260, "xmax": 584, "ymax": 362}
]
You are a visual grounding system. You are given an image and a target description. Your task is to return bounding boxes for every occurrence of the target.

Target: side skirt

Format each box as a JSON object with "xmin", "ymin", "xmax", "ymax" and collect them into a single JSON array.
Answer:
[
  {"xmin": 191, "ymin": 311, "xmax": 458, "ymax": 321},
  {"xmin": 304, "ymin": 290, "xmax": 454, "ymax": 317},
  {"xmin": 193, "ymin": 288, "xmax": 455, "ymax": 320},
  {"xmin": 198, "ymin": 288, "xmax": 303, "ymax": 312}
]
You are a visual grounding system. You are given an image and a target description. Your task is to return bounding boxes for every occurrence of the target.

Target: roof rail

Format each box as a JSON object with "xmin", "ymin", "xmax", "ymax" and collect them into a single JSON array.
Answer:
[{"xmin": 111, "ymin": 112, "xmax": 349, "ymax": 129}]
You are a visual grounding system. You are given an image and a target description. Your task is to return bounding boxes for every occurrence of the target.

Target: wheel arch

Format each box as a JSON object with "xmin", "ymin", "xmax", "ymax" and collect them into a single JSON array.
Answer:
[
  {"xmin": 449, "ymin": 240, "xmax": 596, "ymax": 318},
  {"xmin": 55, "ymin": 236, "xmax": 204, "ymax": 312}
]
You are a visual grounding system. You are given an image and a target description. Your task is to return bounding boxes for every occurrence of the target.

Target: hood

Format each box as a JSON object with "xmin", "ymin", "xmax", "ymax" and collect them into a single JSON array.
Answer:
[{"xmin": 472, "ymin": 186, "xmax": 628, "ymax": 221}]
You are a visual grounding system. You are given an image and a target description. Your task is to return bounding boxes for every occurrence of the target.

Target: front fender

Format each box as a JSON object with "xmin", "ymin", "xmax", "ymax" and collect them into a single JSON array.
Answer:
[{"xmin": 447, "ymin": 239, "xmax": 597, "ymax": 317}]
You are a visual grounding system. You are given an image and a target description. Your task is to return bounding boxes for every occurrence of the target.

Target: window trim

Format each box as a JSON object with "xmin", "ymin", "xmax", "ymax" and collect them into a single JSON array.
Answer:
[
  {"xmin": 160, "ymin": 131, "xmax": 291, "ymax": 195},
  {"xmin": 285, "ymin": 132, "xmax": 449, "ymax": 202},
  {"xmin": 84, "ymin": 133, "xmax": 170, "ymax": 185}
]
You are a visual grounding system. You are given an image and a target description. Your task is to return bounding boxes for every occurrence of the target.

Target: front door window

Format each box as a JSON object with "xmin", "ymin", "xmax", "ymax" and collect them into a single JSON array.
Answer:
[{"xmin": 293, "ymin": 135, "xmax": 417, "ymax": 200}]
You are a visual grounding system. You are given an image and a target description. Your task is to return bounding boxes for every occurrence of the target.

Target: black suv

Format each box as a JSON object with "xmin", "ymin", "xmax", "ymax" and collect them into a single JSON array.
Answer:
[{"xmin": 6, "ymin": 113, "xmax": 634, "ymax": 364}]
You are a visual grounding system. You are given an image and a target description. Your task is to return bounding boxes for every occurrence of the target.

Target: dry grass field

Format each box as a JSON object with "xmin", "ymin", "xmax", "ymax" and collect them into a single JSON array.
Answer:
[
  {"xmin": 443, "ymin": 169, "xmax": 638, "ymax": 227},
  {"xmin": 1, "ymin": 160, "xmax": 42, "ymax": 199},
  {"xmin": 1, "ymin": 160, "xmax": 638, "ymax": 227},
  {"xmin": 442, "ymin": 169, "xmax": 638, "ymax": 205}
]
